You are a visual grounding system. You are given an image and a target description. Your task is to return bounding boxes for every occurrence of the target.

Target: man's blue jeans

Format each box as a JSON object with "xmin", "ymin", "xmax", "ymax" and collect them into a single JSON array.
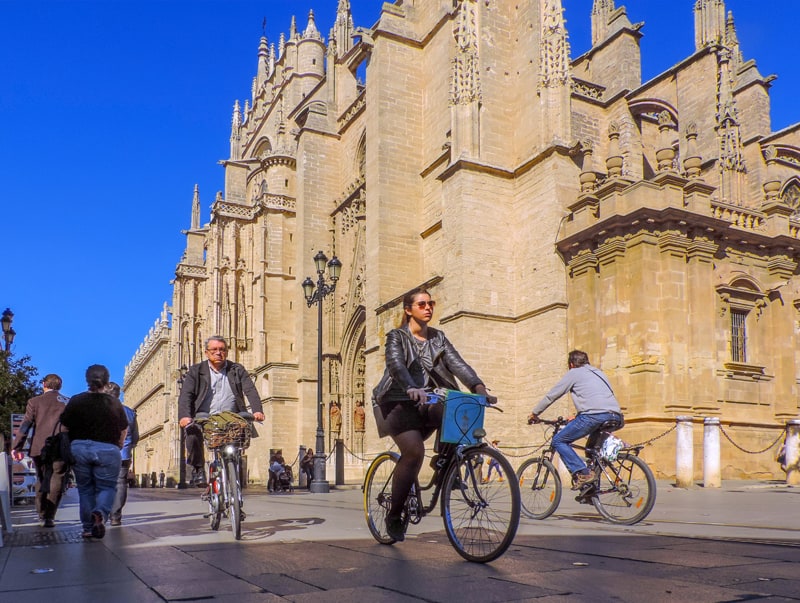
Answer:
[
  {"xmin": 70, "ymin": 440, "xmax": 122, "ymax": 530},
  {"xmin": 552, "ymin": 412, "xmax": 620, "ymax": 475}
]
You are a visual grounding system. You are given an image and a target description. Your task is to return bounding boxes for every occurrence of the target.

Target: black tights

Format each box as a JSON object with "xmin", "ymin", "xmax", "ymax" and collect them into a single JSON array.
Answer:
[{"xmin": 389, "ymin": 430, "xmax": 426, "ymax": 519}]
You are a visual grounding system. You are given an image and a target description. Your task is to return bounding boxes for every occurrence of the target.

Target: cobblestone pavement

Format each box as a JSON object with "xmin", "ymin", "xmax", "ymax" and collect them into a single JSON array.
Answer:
[{"xmin": 1, "ymin": 481, "xmax": 799, "ymax": 602}]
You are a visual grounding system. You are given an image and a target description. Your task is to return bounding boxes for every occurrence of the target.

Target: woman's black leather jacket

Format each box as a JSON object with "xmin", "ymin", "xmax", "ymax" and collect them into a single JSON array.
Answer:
[{"xmin": 372, "ymin": 324, "xmax": 483, "ymax": 406}]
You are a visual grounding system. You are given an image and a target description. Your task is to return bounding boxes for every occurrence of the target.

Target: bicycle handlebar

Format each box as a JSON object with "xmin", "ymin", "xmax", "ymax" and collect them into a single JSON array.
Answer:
[
  {"xmin": 425, "ymin": 389, "xmax": 503, "ymax": 412},
  {"xmin": 527, "ymin": 416, "xmax": 568, "ymax": 426}
]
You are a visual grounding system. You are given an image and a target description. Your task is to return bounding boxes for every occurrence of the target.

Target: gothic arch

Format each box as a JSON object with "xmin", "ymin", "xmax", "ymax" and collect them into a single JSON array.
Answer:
[
  {"xmin": 339, "ymin": 305, "xmax": 366, "ymax": 451},
  {"xmin": 781, "ymin": 177, "xmax": 800, "ymax": 217},
  {"xmin": 627, "ymin": 98, "xmax": 679, "ymax": 125},
  {"xmin": 254, "ymin": 137, "xmax": 273, "ymax": 157}
]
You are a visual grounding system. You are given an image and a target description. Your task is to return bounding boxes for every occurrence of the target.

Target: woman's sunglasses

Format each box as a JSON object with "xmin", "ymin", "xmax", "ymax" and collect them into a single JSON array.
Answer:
[{"xmin": 413, "ymin": 300, "xmax": 436, "ymax": 309}]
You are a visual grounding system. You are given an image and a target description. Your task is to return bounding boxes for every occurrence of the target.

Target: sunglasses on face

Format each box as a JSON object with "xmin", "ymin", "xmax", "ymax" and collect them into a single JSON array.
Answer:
[{"xmin": 413, "ymin": 300, "xmax": 436, "ymax": 309}]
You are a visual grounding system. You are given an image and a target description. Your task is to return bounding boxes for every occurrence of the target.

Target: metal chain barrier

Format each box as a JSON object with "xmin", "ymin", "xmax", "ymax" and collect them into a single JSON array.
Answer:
[
  {"xmin": 718, "ymin": 424, "xmax": 786, "ymax": 455},
  {"xmin": 625, "ymin": 423, "xmax": 677, "ymax": 448},
  {"xmin": 342, "ymin": 442, "xmax": 375, "ymax": 463}
]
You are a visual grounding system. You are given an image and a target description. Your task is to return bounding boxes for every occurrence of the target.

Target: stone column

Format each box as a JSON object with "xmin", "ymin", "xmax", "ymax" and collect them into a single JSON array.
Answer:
[
  {"xmin": 785, "ymin": 420, "xmax": 800, "ymax": 486},
  {"xmin": 675, "ymin": 416, "xmax": 694, "ymax": 487},
  {"xmin": 703, "ymin": 417, "xmax": 721, "ymax": 488}
]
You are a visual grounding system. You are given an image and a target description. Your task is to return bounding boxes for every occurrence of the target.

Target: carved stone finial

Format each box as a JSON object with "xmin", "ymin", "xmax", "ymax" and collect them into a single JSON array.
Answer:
[
  {"xmin": 656, "ymin": 111, "xmax": 677, "ymax": 173},
  {"xmin": 606, "ymin": 121, "xmax": 623, "ymax": 178},
  {"xmin": 682, "ymin": 122, "xmax": 703, "ymax": 180}
]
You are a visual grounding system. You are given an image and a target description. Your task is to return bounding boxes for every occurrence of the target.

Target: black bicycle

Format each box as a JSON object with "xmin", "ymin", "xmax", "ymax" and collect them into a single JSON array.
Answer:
[
  {"xmin": 199, "ymin": 412, "xmax": 254, "ymax": 540},
  {"xmin": 517, "ymin": 416, "xmax": 656, "ymax": 525},
  {"xmin": 363, "ymin": 390, "xmax": 520, "ymax": 563}
]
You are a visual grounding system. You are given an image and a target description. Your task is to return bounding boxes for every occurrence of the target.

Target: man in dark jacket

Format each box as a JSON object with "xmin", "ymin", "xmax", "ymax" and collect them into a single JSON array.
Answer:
[
  {"xmin": 178, "ymin": 336, "xmax": 264, "ymax": 486},
  {"xmin": 12, "ymin": 374, "xmax": 70, "ymax": 528}
]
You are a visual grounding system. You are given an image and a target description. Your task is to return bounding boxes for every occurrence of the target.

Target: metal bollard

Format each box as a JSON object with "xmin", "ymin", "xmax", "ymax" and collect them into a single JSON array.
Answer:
[
  {"xmin": 786, "ymin": 419, "xmax": 800, "ymax": 486},
  {"xmin": 335, "ymin": 439, "xmax": 344, "ymax": 486},
  {"xmin": 675, "ymin": 416, "xmax": 694, "ymax": 488},
  {"xmin": 703, "ymin": 417, "xmax": 721, "ymax": 488}
]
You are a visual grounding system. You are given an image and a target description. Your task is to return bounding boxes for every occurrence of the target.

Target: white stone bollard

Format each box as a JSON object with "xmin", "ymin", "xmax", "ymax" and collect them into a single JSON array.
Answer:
[
  {"xmin": 675, "ymin": 416, "xmax": 694, "ymax": 488},
  {"xmin": 703, "ymin": 417, "xmax": 721, "ymax": 488},
  {"xmin": 785, "ymin": 419, "xmax": 800, "ymax": 486}
]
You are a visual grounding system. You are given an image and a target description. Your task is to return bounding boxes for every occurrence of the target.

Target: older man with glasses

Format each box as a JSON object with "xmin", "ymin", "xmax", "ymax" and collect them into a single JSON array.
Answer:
[{"xmin": 178, "ymin": 336, "xmax": 265, "ymax": 486}]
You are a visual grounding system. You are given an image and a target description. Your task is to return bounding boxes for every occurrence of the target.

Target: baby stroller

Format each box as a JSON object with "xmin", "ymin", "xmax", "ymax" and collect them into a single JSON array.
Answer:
[{"xmin": 274, "ymin": 464, "xmax": 294, "ymax": 493}]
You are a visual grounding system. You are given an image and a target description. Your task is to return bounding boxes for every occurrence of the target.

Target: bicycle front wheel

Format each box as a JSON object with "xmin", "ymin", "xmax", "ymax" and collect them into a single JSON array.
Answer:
[
  {"xmin": 517, "ymin": 457, "xmax": 561, "ymax": 520},
  {"xmin": 363, "ymin": 452, "xmax": 400, "ymax": 544},
  {"xmin": 442, "ymin": 447, "xmax": 520, "ymax": 563},
  {"xmin": 592, "ymin": 453, "xmax": 656, "ymax": 525},
  {"xmin": 208, "ymin": 480, "xmax": 222, "ymax": 530},
  {"xmin": 225, "ymin": 459, "xmax": 243, "ymax": 539}
]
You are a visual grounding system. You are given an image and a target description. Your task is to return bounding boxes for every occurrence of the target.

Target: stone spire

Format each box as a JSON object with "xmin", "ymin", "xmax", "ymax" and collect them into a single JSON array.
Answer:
[
  {"xmin": 449, "ymin": 0, "xmax": 481, "ymax": 159},
  {"xmin": 591, "ymin": 0, "xmax": 615, "ymax": 46},
  {"xmin": 333, "ymin": 0, "xmax": 354, "ymax": 58},
  {"xmin": 716, "ymin": 46, "xmax": 745, "ymax": 204},
  {"xmin": 539, "ymin": 0, "xmax": 570, "ymax": 89},
  {"xmin": 303, "ymin": 9, "xmax": 322, "ymax": 41},
  {"xmin": 290, "ymin": 15, "xmax": 298, "ymax": 40},
  {"xmin": 256, "ymin": 36, "xmax": 269, "ymax": 92},
  {"xmin": 724, "ymin": 10, "xmax": 742, "ymax": 70},
  {"xmin": 191, "ymin": 184, "xmax": 200, "ymax": 230},
  {"xmin": 538, "ymin": 0, "xmax": 571, "ymax": 146},
  {"xmin": 694, "ymin": 0, "xmax": 726, "ymax": 50},
  {"xmin": 230, "ymin": 100, "xmax": 242, "ymax": 160},
  {"xmin": 279, "ymin": 32, "xmax": 285, "ymax": 57}
]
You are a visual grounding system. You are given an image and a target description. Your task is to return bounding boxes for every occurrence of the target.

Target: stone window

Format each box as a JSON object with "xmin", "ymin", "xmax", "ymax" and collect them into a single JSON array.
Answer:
[
  {"xmin": 730, "ymin": 308, "xmax": 747, "ymax": 363},
  {"xmin": 717, "ymin": 278, "xmax": 768, "ymax": 378}
]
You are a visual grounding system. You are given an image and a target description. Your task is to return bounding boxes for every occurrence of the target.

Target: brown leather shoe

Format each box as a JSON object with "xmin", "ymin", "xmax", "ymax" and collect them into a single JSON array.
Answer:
[{"xmin": 572, "ymin": 469, "xmax": 598, "ymax": 489}]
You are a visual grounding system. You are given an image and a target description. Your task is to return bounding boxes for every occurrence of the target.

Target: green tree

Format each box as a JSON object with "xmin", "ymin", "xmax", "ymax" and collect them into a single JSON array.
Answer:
[{"xmin": 0, "ymin": 352, "xmax": 41, "ymax": 448}]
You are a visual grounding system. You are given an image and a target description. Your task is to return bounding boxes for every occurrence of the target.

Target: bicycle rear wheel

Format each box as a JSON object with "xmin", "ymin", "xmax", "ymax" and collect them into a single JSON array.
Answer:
[
  {"xmin": 363, "ymin": 452, "xmax": 401, "ymax": 544},
  {"xmin": 592, "ymin": 453, "xmax": 656, "ymax": 525},
  {"xmin": 517, "ymin": 457, "xmax": 562, "ymax": 520},
  {"xmin": 442, "ymin": 447, "xmax": 520, "ymax": 563},
  {"xmin": 225, "ymin": 459, "xmax": 243, "ymax": 539}
]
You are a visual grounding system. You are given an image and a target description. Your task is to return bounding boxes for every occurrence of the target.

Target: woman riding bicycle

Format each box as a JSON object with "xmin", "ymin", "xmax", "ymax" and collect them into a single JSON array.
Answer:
[
  {"xmin": 372, "ymin": 288, "xmax": 496, "ymax": 542},
  {"xmin": 528, "ymin": 350, "xmax": 623, "ymax": 489}
]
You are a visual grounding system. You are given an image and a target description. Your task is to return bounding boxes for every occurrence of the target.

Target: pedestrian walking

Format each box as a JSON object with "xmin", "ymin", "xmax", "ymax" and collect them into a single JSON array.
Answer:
[
  {"xmin": 61, "ymin": 365, "xmax": 129, "ymax": 539},
  {"xmin": 106, "ymin": 382, "xmax": 138, "ymax": 526},
  {"xmin": 11, "ymin": 374, "xmax": 70, "ymax": 528}
]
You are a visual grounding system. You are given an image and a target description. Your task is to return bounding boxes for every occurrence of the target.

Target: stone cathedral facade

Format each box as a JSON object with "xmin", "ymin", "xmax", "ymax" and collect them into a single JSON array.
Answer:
[{"xmin": 124, "ymin": 0, "xmax": 800, "ymax": 485}]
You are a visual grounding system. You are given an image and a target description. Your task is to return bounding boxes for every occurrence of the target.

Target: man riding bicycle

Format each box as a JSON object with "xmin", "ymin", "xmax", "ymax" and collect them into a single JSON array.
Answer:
[
  {"xmin": 178, "ymin": 336, "xmax": 265, "ymax": 486},
  {"xmin": 528, "ymin": 350, "xmax": 622, "ymax": 489}
]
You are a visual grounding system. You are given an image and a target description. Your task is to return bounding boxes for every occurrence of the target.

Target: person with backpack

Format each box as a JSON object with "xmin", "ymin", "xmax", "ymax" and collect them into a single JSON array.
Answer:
[
  {"xmin": 11, "ymin": 373, "xmax": 70, "ymax": 528},
  {"xmin": 178, "ymin": 336, "xmax": 265, "ymax": 487}
]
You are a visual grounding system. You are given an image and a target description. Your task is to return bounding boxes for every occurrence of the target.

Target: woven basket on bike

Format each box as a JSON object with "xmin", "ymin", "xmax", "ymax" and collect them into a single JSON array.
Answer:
[{"xmin": 200, "ymin": 411, "xmax": 251, "ymax": 449}]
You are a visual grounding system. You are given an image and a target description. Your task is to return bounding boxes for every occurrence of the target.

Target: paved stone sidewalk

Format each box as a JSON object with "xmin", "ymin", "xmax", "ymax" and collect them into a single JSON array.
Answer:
[{"xmin": 1, "ymin": 481, "xmax": 799, "ymax": 602}]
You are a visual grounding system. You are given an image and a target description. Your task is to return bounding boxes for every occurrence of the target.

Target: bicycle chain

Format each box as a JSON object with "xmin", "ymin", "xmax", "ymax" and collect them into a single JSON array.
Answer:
[{"xmin": 718, "ymin": 424, "xmax": 786, "ymax": 455}]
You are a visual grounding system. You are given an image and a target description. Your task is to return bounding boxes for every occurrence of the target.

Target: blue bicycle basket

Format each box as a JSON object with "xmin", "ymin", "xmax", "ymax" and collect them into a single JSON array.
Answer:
[{"xmin": 440, "ymin": 390, "xmax": 487, "ymax": 445}]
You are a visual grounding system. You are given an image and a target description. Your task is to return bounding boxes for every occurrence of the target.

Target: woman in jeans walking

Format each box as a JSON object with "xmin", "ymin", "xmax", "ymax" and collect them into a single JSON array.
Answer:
[{"xmin": 61, "ymin": 364, "xmax": 128, "ymax": 539}]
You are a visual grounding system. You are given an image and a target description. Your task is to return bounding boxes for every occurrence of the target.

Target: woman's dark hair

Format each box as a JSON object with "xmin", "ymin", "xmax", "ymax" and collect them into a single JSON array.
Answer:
[
  {"xmin": 401, "ymin": 287, "xmax": 431, "ymax": 324},
  {"xmin": 85, "ymin": 364, "xmax": 110, "ymax": 392}
]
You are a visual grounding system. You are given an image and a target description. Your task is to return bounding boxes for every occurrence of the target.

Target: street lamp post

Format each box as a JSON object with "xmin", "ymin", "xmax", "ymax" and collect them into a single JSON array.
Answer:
[
  {"xmin": 1, "ymin": 308, "xmax": 15, "ymax": 353},
  {"xmin": 302, "ymin": 250, "xmax": 342, "ymax": 494},
  {"xmin": 176, "ymin": 364, "xmax": 189, "ymax": 489}
]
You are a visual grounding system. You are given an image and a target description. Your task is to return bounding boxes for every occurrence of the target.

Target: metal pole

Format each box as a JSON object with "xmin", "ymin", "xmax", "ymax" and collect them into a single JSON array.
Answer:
[{"xmin": 310, "ymin": 273, "xmax": 330, "ymax": 493}]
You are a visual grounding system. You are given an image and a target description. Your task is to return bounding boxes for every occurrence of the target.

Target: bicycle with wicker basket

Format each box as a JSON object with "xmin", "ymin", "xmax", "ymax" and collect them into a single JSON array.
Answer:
[{"xmin": 198, "ymin": 411, "xmax": 254, "ymax": 540}]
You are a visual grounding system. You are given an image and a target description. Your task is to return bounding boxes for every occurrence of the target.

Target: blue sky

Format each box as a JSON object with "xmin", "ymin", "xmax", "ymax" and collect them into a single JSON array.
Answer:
[{"xmin": 2, "ymin": 1, "xmax": 797, "ymax": 397}]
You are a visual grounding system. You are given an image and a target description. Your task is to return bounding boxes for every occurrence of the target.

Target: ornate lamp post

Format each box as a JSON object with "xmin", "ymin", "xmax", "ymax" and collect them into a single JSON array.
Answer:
[
  {"xmin": 1, "ymin": 308, "xmax": 15, "ymax": 353},
  {"xmin": 176, "ymin": 364, "xmax": 189, "ymax": 489},
  {"xmin": 302, "ymin": 250, "xmax": 342, "ymax": 493}
]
